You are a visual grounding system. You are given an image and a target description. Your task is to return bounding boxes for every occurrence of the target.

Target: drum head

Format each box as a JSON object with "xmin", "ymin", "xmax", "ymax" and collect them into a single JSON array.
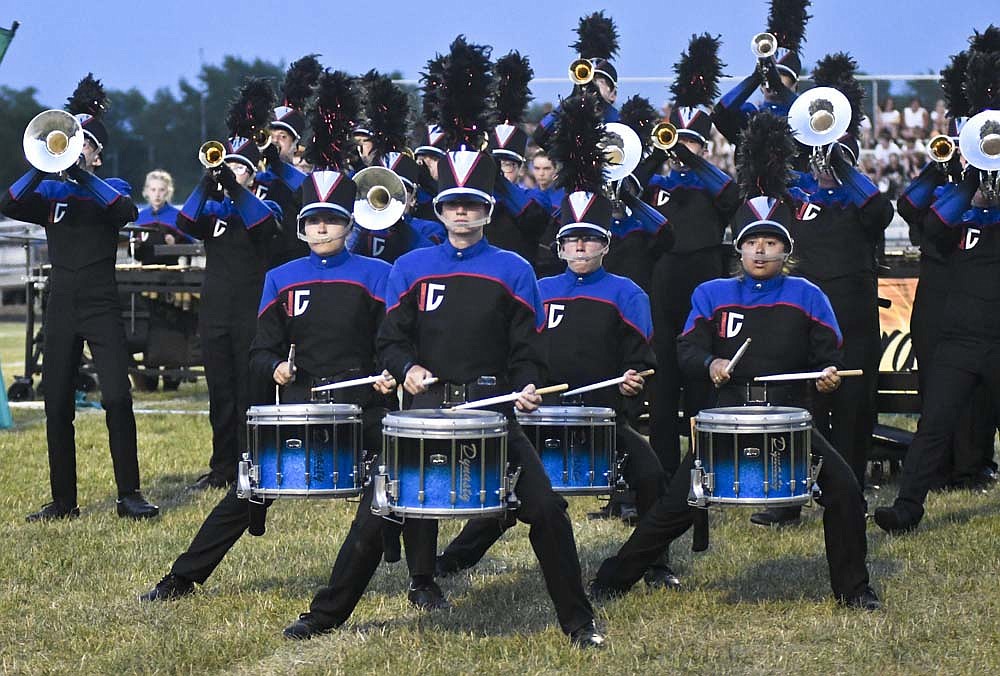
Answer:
[
  {"xmin": 383, "ymin": 408, "xmax": 506, "ymax": 438},
  {"xmin": 517, "ymin": 406, "xmax": 616, "ymax": 425},
  {"xmin": 248, "ymin": 402, "xmax": 361, "ymax": 424},
  {"xmin": 694, "ymin": 406, "xmax": 812, "ymax": 432}
]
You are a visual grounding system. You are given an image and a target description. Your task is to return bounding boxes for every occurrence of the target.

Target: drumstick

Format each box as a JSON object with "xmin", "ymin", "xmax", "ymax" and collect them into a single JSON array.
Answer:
[
  {"xmin": 560, "ymin": 369, "xmax": 655, "ymax": 397},
  {"xmin": 275, "ymin": 344, "xmax": 298, "ymax": 404},
  {"xmin": 724, "ymin": 338, "xmax": 752, "ymax": 375},
  {"xmin": 449, "ymin": 383, "xmax": 569, "ymax": 411},
  {"xmin": 754, "ymin": 368, "xmax": 864, "ymax": 382},
  {"xmin": 310, "ymin": 375, "xmax": 439, "ymax": 393}
]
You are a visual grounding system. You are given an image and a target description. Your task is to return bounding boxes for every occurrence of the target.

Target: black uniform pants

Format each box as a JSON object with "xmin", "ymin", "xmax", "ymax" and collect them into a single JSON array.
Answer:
[
  {"xmin": 440, "ymin": 420, "xmax": 666, "ymax": 570},
  {"xmin": 594, "ymin": 427, "xmax": 871, "ymax": 602},
  {"xmin": 199, "ymin": 292, "xmax": 258, "ymax": 483},
  {"xmin": 894, "ymin": 336, "xmax": 1000, "ymax": 520},
  {"xmin": 648, "ymin": 249, "xmax": 723, "ymax": 476},
  {"xmin": 811, "ymin": 275, "xmax": 880, "ymax": 485},
  {"xmin": 911, "ymin": 257, "xmax": 996, "ymax": 483},
  {"xmin": 306, "ymin": 417, "xmax": 595, "ymax": 636},
  {"xmin": 170, "ymin": 407, "xmax": 437, "ymax": 584},
  {"xmin": 43, "ymin": 272, "xmax": 140, "ymax": 506}
]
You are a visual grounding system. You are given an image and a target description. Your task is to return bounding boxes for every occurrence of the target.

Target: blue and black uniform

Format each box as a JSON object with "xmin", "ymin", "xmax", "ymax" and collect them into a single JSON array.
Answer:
[
  {"xmin": 488, "ymin": 175, "xmax": 554, "ymax": 269},
  {"xmin": 177, "ymin": 177, "xmax": 280, "ymax": 484},
  {"xmin": 1, "ymin": 167, "xmax": 144, "ymax": 508},
  {"xmin": 897, "ymin": 165, "xmax": 996, "ymax": 486},
  {"xmin": 787, "ymin": 166, "xmax": 895, "ymax": 484},
  {"xmin": 437, "ymin": 265, "xmax": 666, "ymax": 570},
  {"xmin": 348, "ymin": 213, "xmax": 445, "ymax": 264},
  {"xmin": 255, "ymin": 159, "xmax": 309, "ymax": 268},
  {"xmin": 593, "ymin": 273, "xmax": 873, "ymax": 604},
  {"xmin": 300, "ymin": 237, "xmax": 596, "ymax": 637},
  {"xmin": 881, "ymin": 177, "xmax": 1000, "ymax": 525},
  {"xmin": 711, "ymin": 73, "xmax": 796, "ymax": 147},
  {"xmin": 133, "ymin": 202, "xmax": 194, "ymax": 265}
]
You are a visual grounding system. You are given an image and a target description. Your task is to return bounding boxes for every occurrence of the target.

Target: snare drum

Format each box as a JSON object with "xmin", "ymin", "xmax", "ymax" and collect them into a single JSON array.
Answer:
[
  {"xmin": 238, "ymin": 403, "xmax": 363, "ymax": 499},
  {"xmin": 689, "ymin": 406, "xmax": 814, "ymax": 506},
  {"xmin": 517, "ymin": 406, "xmax": 616, "ymax": 495},
  {"xmin": 373, "ymin": 409, "xmax": 509, "ymax": 519}
]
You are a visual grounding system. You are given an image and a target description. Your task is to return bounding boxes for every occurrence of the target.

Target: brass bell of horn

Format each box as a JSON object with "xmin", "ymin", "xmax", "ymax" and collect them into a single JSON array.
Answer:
[
  {"xmin": 353, "ymin": 166, "xmax": 407, "ymax": 231},
  {"xmin": 651, "ymin": 122, "xmax": 678, "ymax": 151},
  {"xmin": 959, "ymin": 110, "xmax": 1000, "ymax": 171},
  {"xmin": 23, "ymin": 109, "xmax": 85, "ymax": 173},
  {"xmin": 787, "ymin": 87, "xmax": 852, "ymax": 148},
  {"xmin": 927, "ymin": 134, "xmax": 957, "ymax": 164},
  {"xmin": 751, "ymin": 32, "xmax": 778, "ymax": 59},
  {"xmin": 601, "ymin": 123, "xmax": 643, "ymax": 183},
  {"xmin": 569, "ymin": 58, "xmax": 594, "ymax": 86},
  {"xmin": 198, "ymin": 141, "xmax": 227, "ymax": 169}
]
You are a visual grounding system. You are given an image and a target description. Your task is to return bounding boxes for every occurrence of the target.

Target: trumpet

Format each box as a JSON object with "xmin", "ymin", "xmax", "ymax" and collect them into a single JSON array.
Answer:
[
  {"xmin": 23, "ymin": 109, "xmax": 85, "ymax": 173},
  {"xmin": 254, "ymin": 127, "xmax": 271, "ymax": 152},
  {"xmin": 569, "ymin": 58, "xmax": 594, "ymax": 86},
  {"xmin": 651, "ymin": 122, "xmax": 678, "ymax": 152},
  {"xmin": 751, "ymin": 32, "xmax": 780, "ymax": 92},
  {"xmin": 198, "ymin": 141, "xmax": 226, "ymax": 169},
  {"xmin": 927, "ymin": 135, "xmax": 956, "ymax": 164}
]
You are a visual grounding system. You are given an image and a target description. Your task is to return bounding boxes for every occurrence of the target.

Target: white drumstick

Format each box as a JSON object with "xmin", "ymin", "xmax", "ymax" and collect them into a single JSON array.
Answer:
[
  {"xmin": 561, "ymin": 369, "xmax": 655, "ymax": 397},
  {"xmin": 754, "ymin": 368, "xmax": 864, "ymax": 382},
  {"xmin": 725, "ymin": 338, "xmax": 752, "ymax": 375},
  {"xmin": 310, "ymin": 375, "xmax": 439, "ymax": 393},
  {"xmin": 450, "ymin": 383, "xmax": 569, "ymax": 411}
]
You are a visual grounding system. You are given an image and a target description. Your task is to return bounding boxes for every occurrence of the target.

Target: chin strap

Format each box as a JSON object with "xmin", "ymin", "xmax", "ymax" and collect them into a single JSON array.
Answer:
[
  {"xmin": 557, "ymin": 244, "xmax": 610, "ymax": 263},
  {"xmin": 741, "ymin": 251, "xmax": 789, "ymax": 264}
]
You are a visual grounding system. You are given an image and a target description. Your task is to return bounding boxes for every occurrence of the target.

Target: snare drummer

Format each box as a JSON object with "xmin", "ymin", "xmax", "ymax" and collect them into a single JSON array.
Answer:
[
  {"xmin": 589, "ymin": 179, "xmax": 881, "ymax": 611},
  {"xmin": 436, "ymin": 191, "xmax": 677, "ymax": 589},
  {"xmin": 282, "ymin": 147, "xmax": 606, "ymax": 648}
]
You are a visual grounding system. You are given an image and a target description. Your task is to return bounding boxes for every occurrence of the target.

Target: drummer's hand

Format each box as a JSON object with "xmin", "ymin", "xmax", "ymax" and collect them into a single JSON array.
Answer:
[
  {"xmin": 404, "ymin": 364, "xmax": 433, "ymax": 395},
  {"xmin": 273, "ymin": 361, "xmax": 294, "ymax": 385},
  {"xmin": 619, "ymin": 369, "xmax": 644, "ymax": 396},
  {"xmin": 815, "ymin": 366, "xmax": 841, "ymax": 393},
  {"xmin": 709, "ymin": 358, "xmax": 731, "ymax": 387},
  {"xmin": 373, "ymin": 369, "xmax": 397, "ymax": 394},
  {"xmin": 514, "ymin": 383, "xmax": 542, "ymax": 413},
  {"xmin": 164, "ymin": 233, "xmax": 176, "ymax": 245}
]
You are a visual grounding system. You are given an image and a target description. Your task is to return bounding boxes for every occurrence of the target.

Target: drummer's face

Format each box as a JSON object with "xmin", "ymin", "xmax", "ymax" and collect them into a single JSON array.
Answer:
[
  {"xmin": 144, "ymin": 179, "xmax": 169, "ymax": 209},
  {"xmin": 740, "ymin": 235, "xmax": 786, "ymax": 279},
  {"xmin": 304, "ymin": 212, "xmax": 350, "ymax": 255}
]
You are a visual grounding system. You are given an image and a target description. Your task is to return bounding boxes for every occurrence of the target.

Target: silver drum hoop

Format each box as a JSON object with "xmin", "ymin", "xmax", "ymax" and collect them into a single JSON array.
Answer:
[
  {"xmin": 517, "ymin": 406, "xmax": 616, "ymax": 426},
  {"xmin": 248, "ymin": 403, "xmax": 362, "ymax": 425}
]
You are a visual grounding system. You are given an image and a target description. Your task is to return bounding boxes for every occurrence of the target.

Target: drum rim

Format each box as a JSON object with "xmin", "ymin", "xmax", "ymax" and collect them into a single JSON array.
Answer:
[
  {"xmin": 695, "ymin": 405, "xmax": 812, "ymax": 425},
  {"xmin": 516, "ymin": 405, "xmax": 617, "ymax": 424},
  {"xmin": 248, "ymin": 402, "xmax": 362, "ymax": 423},
  {"xmin": 384, "ymin": 408, "xmax": 507, "ymax": 431}
]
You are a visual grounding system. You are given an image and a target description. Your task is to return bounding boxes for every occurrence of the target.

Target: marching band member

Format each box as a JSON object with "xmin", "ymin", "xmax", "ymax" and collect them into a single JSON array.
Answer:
[
  {"xmin": 177, "ymin": 79, "xmax": 281, "ymax": 490},
  {"xmin": 349, "ymin": 70, "xmax": 445, "ymax": 263},
  {"xmin": 639, "ymin": 34, "xmax": 740, "ymax": 477},
  {"xmin": 874, "ymin": 51, "xmax": 1000, "ymax": 534},
  {"xmin": 258, "ymin": 54, "xmax": 321, "ymax": 269},
  {"xmin": 133, "ymin": 169, "xmax": 194, "ymax": 266},
  {"xmin": 2, "ymin": 74, "xmax": 158, "ymax": 521},
  {"xmin": 761, "ymin": 55, "xmax": 894, "ymax": 527},
  {"xmin": 712, "ymin": 0, "xmax": 810, "ymax": 146},
  {"xmin": 283, "ymin": 40, "xmax": 604, "ymax": 647},
  {"xmin": 589, "ymin": 112, "xmax": 880, "ymax": 611}
]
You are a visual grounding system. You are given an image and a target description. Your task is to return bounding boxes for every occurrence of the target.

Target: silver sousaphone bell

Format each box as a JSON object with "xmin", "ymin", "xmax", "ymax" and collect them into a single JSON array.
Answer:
[
  {"xmin": 787, "ymin": 87, "xmax": 852, "ymax": 148},
  {"xmin": 23, "ymin": 109, "xmax": 85, "ymax": 173},
  {"xmin": 353, "ymin": 166, "xmax": 407, "ymax": 231},
  {"xmin": 601, "ymin": 122, "xmax": 642, "ymax": 183},
  {"xmin": 959, "ymin": 110, "xmax": 1000, "ymax": 172}
]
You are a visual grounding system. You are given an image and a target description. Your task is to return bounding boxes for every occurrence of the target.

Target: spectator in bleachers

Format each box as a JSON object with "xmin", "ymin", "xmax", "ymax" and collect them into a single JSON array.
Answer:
[
  {"xmin": 877, "ymin": 97, "xmax": 901, "ymax": 137},
  {"xmin": 873, "ymin": 130, "xmax": 903, "ymax": 166},
  {"xmin": 930, "ymin": 98, "xmax": 949, "ymax": 135},
  {"xmin": 901, "ymin": 97, "xmax": 930, "ymax": 141},
  {"xmin": 878, "ymin": 152, "xmax": 907, "ymax": 199}
]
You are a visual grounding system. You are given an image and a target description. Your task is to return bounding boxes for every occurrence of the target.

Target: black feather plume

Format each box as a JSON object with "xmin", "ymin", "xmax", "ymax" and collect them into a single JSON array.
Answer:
[
  {"xmin": 619, "ymin": 95, "xmax": 658, "ymax": 154},
  {"xmin": 969, "ymin": 25, "xmax": 1000, "ymax": 54},
  {"xmin": 435, "ymin": 35, "xmax": 493, "ymax": 150},
  {"xmin": 551, "ymin": 92, "xmax": 607, "ymax": 193},
  {"xmin": 304, "ymin": 70, "xmax": 361, "ymax": 170},
  {"xmin": 812, "ymin": 53, "xmax": 865, "ymax": 137},
  {"xmin": 965, "ymin": 50, "xmax": 1000, "ymax": 114},
  {"xmin": 420, "ymin": 53, "xmax": 447, "ymax": 124},
  {"xmin": 940, "ymin": 51, "xmax": 970, "ymax": 119},
  {"xmin": 225, "ymin": 77, "xmax": 276, "ymax": 139},
  {"xmin": 282, "ymin": 54, "xmax": 322, "ymax": 110},
  {"xmin": 766, "ymin": 0, "xmax": 812, "ymax": 55},
  {"xmin": 736, "ymin": 111, "xmax": 796, "ymax": 199},
  {"xmin": 66, "ymin": 73, "xmax": 109, "ymax": 117},
  {"xmin": 359, "ymin": 70, "xmax": 411, "ymax": 154},
  {"xmin": 493, "ymin": 51, "xmax": 533, "ymax": 125},
  {"xmin": 571, "ymin": 11, "xmax": 619, "ymax": 59},
  {"xmin": 672, "ymin": 34, "xmax": 725, "ymax": 108}
]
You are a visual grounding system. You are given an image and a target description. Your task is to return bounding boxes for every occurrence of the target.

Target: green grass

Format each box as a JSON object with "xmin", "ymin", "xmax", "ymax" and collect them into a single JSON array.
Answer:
[{"xmin": 0, "ymin": 323, "xmax": 998, "ymax": 675}]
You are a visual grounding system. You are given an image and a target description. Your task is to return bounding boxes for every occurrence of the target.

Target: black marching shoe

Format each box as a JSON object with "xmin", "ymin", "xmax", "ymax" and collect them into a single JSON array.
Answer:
[
  {"xmin": 25, "ymin": 502, "xmax": 80, "ymax": 523},
  {"xmin": 873, "ymin": 505, "xmax": 919, "ymax": 535},
  {"xmin": 644, "ymin": 565, "xmax": 682, "ymax": 590},
  {"xmin": 117, "ymin": 491, "xmax": 159, "ymax": 519},
  {"xmin": 283, "ymin": 612, "xmax": 337, "ymax": 640},
  {"xmin": 188, "ymin": 472, "xmax": 231, "ymax": 491},
  {"xmin": 434, "ymin": 554, "xmax": 466, "ymax": 579},
  {"xmin": 407, "ymin": 579, "xmax": 450, "ymax": 610},
  {"xmin": 840, "ymin": 586, "xmax": 882, "ymax": 612},
  {"xmin": 750, "ymin": 505, "xmax": 801, "ymax": 527},
  {"xmin": 140, "ymin": 574, "xmax": 194, "ymax": 601},
  {"xmin": 587, "ymin": 579, "xmax": 623, "ymax": 602},
  {"xmin": 570, "ymin": 620, "xmax": 607, "ymax": 649}
]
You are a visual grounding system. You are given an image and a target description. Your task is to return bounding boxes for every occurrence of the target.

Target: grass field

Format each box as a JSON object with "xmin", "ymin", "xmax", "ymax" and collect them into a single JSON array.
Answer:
[{"xmin": 0, "ymin": 322, "xmax": 998, "ymax": 675}]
